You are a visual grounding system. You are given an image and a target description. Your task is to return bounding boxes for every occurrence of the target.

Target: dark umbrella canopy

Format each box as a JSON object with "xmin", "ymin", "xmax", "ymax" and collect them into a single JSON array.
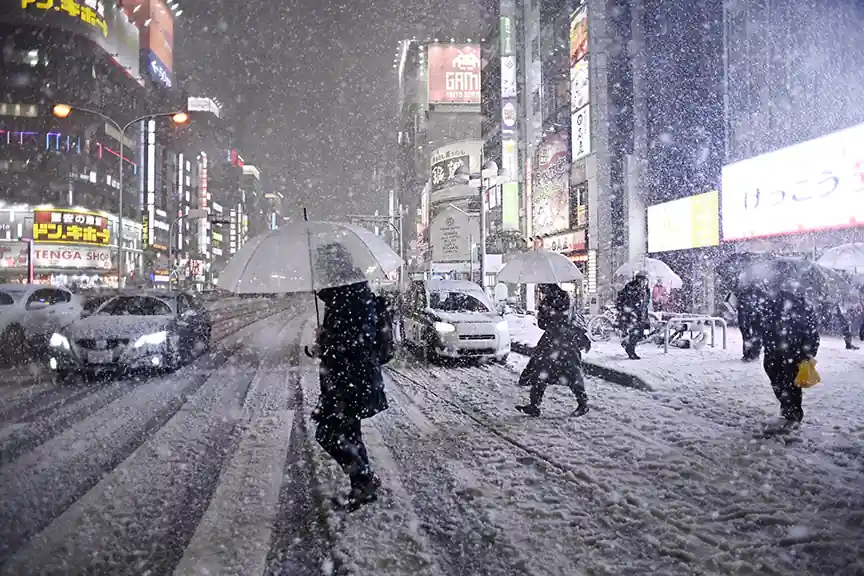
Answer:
[{"xmin": 737, "ymin": 257, "xmax": 854, "ymax": 305}]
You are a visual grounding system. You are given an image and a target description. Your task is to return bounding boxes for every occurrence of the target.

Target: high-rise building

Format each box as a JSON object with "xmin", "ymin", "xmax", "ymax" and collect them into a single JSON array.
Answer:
[{"xmin": 0, "ymin": 0, "xmax": 187, "ymax": 288}]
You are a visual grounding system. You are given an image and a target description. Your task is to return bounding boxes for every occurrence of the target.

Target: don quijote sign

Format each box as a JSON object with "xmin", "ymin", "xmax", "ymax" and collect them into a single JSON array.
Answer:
[
  {"xmin": 428, "ymin": 44, "xmax": 481, "ymax": 105},
  {"xmin": 33, "ymin": 245, "xmax": 113, "ymax": 270}
]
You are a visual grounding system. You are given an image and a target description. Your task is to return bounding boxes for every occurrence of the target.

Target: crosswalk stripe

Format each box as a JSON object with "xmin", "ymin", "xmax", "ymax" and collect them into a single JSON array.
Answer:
[{"xmin": 173, "ymin": 409, "xmax": 295, "ymax": 576}]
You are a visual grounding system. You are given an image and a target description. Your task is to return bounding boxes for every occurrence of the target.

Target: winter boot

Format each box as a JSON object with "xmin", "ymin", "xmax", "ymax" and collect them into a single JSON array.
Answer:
[
  {"xmin": 845, "ymin": 340, "xmax": 859, "ymax": 350},
  {"xmin": 625, "ymin": 348, "xmax": 640, "ymax": 360},
  {"xmin": 516, "ymin": 403, "xmax": 541, "ymax": 417},
  {"xmin": 346, "ymin": 473, "xmax": 380, "ymax": 511},
  {"xmin": 572, "ymin": 402, "xmax": 589, "ymax": 417}
]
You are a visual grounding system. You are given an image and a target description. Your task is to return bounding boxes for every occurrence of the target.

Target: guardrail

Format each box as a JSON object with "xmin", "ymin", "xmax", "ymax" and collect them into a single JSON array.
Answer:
[{"xmin": 661, "ymin": 314, "xmax": 727, "ymax": 354}]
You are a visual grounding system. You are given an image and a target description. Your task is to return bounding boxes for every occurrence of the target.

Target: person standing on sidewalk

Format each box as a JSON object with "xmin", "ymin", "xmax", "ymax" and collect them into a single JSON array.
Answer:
[
  {"xmin": 818, "ymin": 301, "xmax": 859, "ymax": 350},
  {"xmin": 517, "ymin": 284, "xmax": 591, "ymax": 417},
  {"xmin": 651, "ymin": 278, "xmax": 669, "ymax": 312},
  {"xmin": 759, "ymin": 290, "xmax": 820, "ymax": 426},
  {"xmin": 617, "ymin": 272, "xmax": 650, "ymax": 360},
  {"xmin": 310, "ymin": 244, "xmax": 388, "ymax": 511}
]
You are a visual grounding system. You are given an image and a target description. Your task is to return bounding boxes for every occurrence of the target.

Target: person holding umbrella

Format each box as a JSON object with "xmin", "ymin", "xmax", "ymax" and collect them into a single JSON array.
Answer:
[
  {"xmin": 496, "ymin": 250, "xmax": 590, "ymax": 417},
  {"xmin": 617, "ymin": 271, "xmax": 650, "ymax": 360},
  {"xmin": 308, "ymin": 243, "xmax": 388, "ymax": 510}
]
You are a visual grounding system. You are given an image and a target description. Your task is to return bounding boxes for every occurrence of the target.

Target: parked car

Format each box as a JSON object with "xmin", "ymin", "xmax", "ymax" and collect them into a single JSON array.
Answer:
[
  {"xmin": 0, "ymin": 284, "xmax": 84, "ymax": 363},
  {"xmin": 402, "ymin": 279, "xmax": 510, "ymax": 362},
  {"xmin": 47, "ymin": 289, "xmax": 212, "ymax": 380}
]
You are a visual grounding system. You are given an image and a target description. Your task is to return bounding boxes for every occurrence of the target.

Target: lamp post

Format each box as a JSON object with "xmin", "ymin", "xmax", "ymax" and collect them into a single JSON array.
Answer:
[
  {"xmin": 52, "ymin": 104, "xmax": 188, "ymax": 288},
  {"xmin": 453, "ymin": 161, "xmax": 508, "ymax": 292},
  {"xmin": 168, "ymin": 208, "xmax": 208, "ymax": 287}
]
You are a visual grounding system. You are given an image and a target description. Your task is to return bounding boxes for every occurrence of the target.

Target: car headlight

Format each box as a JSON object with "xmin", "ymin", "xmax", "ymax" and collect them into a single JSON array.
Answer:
[
  {"xmin": 49, "ymin": 333, "xmax": 70, "ymax": 351},
  {"xmin": 496, "ymin": 320, "xmax": 509, "ymax": 332},
  {"xmin": 434, "ymin": 321, "xmax": 456, "ymax": 334},
  {"xmin": 133, "ymin": 331, "xmax": 168, "ymax": 348}
]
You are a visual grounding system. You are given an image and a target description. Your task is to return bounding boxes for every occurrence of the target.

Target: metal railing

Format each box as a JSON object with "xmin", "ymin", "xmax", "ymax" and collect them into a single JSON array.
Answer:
[{"xmin": 661, "ymin": 314, "xmax": 728, "ymax": 353}]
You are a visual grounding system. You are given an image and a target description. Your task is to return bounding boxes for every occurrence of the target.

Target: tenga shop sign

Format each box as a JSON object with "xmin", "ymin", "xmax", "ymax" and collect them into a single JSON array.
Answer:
[{"xmin": 33, "ymin": 245, "xmax": 113, "ymax": 270}]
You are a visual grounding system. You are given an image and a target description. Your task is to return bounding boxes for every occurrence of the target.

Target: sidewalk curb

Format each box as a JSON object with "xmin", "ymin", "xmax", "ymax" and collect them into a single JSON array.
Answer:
[{"xmin": 510, "ymin": 341, "xmax": 654, "ymax": 393}]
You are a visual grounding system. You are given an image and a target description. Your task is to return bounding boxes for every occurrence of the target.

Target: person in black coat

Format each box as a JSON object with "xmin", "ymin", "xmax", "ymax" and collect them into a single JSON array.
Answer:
[
  {"xmin": 817, "ymin": 301, "xmax": 859, "ymax": 350},
  {"xmin": 516, "ymin": 284, "xmax": 591, "ymax": 417},
  {"xmin": 759, "ymin": 290, "xmax": 819, "ymax": 424},
  {"xmin": 616, "ymin": 272, "xmax": 650, "ymax": 360},
  {"xmin": 737, "ymin": 285, "xmax": 767, "ymax": 361},
  {"xmin": 310, "ymin": 244, "xmax": 388, "ymax": 509}
]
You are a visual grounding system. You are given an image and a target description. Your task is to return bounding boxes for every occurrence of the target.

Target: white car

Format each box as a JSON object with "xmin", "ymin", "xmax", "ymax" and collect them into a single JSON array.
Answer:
[
  {"xmin": 0, "ymin": 284, "xmax": 83, "ymax": 362},
  {"xmin": 403, "ymin": 279, "xmax": 510, "ymax": 362}
]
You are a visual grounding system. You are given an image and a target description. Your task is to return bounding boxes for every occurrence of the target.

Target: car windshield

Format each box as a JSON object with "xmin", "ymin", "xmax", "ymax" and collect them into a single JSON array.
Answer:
[
  {"xmin": 83, "ymin": 295, "xmax": 115, "ymax": 313},
  {"xmin": 0, "ymin": 291, "xmax": 20, "ymax": 306},
  {"xmin": 97, "ymin": 296, "xmax": 172, "ymax": 317},
  {"xmin": 429, "ymin": 291, "xmax": 491, "ymax": 313}
]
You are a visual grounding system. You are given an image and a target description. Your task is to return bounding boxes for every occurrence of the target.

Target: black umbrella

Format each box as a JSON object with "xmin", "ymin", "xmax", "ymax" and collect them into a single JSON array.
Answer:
[{"xmin": 737, "ymin": 257, "xmax": 853, "ymax": 305}]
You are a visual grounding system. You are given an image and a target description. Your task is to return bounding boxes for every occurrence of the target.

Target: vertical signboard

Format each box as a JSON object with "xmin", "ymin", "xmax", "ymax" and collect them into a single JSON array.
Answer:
[
  {"xmin": 570, "ymin": 5, "xmax": 591, "ymax": 161},
  {"xmin": 427, "ymin": 44, "xmax": 482, "ymax": 105},
  {"xmin": 532, "ymin": 133, "xmax": 570, "ymax": 236}
]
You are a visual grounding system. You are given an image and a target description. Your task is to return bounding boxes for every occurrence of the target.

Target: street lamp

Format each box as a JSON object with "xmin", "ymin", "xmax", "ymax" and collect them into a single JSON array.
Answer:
[
  {"xmin": 453, "ymin": 161, "xmax": 508, "ymax": 291},
  {"xmin": 52, "ymin": 104, "xmax": 188, "ymax": 288}
]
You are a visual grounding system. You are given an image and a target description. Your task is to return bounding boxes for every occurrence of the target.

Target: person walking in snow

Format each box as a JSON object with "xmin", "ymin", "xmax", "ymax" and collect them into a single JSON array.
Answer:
[
  {"xmin": 737, "ymin": 284, "xmax": 767, "ymax": 362},
  {"xmin": 516, "ymin": 284, "xmax": 591, "ymax": 418},
  {"xmin": 616, "ymin": 272, "xmax": 650, "ymax": 360},
  {"xmin": 758, "ymin": 290, "xmax": 820, "ymax": 426},
  {"xmin": 817, "ymin": 301, "xmax": 859, "ymax": 350},
  {"xmin": 309, "ymin": 244, "xmax": 388, "ymax": 511}
]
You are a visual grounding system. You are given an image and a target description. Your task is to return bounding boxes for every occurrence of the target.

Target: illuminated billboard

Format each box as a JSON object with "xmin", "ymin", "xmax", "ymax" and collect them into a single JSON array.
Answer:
[
  {"xmin": 122, "ymin": 0, "xmax": 174, "ymax": 88},
  {"xmin": 427, "ymin": 44, "xmax": 481, "ymax": 105},
  {"xmin": 33, "ymin": 209, "xmax": 111, "ymax": 246},
  {"xmin": 647, "ymin": 191, "xmax": 720, "ymax": 253},
  {"xmin": 570, "ymin": 4, "xmax": 590, "ymax": 161},
  {"xmin": 5, "ymin": 0, "xmax": 141, "ymax": 81},
  {"xmin": 721, "ymin": 122, "xmax": 864, "ymax": 241}
]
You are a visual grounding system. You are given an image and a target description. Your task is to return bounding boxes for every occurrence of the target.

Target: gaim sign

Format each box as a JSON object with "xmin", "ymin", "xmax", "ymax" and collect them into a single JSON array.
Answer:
[{"xmin": 427, "ymin": 44, "xmax": 481, "ymax": 105}]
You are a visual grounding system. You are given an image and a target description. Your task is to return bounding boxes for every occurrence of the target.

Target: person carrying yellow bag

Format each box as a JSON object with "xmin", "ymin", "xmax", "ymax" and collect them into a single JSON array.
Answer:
[
  {"xmin": 795, "ymin": 358, "xmax": 821, "ymax": 388},
  {"xmin": 759, "ymin": 290, "xmax": 820, "ymax": 426}
]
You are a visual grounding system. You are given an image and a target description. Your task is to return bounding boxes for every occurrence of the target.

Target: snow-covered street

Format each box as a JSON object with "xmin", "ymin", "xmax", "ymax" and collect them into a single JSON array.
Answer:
[{"xmin": 1, "ymin": 303, "xmax": 862, "ymax": 575}]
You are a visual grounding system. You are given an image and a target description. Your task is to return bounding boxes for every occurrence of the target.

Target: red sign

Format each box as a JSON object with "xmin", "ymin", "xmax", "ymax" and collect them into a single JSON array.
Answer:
[{"xmin": 427, "ymin": 44, "xmax": 481, "ymax": 104}]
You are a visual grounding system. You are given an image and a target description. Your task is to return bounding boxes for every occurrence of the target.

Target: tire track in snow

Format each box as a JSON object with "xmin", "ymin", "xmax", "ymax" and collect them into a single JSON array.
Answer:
[
  {"xmin": 395, "ymin": 361, "xmax": 864, "ymax": 575},
  {"xmin": 0, "ymin": 313, "xmax": 292, "ymax": 569},
  {"xmin": 0, "ymin": 306, "xmax": 296, "ymax": 466}
]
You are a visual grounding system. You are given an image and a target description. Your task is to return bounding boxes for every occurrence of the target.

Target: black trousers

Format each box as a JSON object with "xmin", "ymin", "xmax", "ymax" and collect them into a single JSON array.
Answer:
[
  {"xmin": 315, "ymin": 414, "xmax": 372, "ymax": 486},
  {"xmin": 738, "ymin": 304, "xmax": 762, "ymax": 359},
  {"xmin": 763, "ymin": 354, "xmax": 804, "ymax": 422}
]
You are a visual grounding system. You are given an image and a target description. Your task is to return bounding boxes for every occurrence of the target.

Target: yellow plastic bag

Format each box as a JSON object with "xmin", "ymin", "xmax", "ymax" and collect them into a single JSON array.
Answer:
[{"xmin": 795, "ymin": 358, "xmax": 821, "ymax": 388}]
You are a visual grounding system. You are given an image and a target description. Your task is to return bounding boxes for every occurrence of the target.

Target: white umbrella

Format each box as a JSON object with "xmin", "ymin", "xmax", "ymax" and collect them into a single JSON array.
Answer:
[
  {"xmin": 615, "ymin": 257, "xmax": 683, "ymax": 290},
  {"xmin": 218, "ymin": 221, "xmax": 403, "ymax": 294},
  {"xmin": 496, "ymin": 250, "xmax": 584, "ymax": 284},
  {"xmin": 817, "ymin": 243, "xmax": 864, "ymax": 274}
]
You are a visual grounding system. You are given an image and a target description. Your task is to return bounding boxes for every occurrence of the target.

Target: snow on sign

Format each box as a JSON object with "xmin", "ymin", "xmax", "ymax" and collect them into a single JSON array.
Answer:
[{"xmin": 427, "ymin": 44, "xmax": 481, "ymax": 105}]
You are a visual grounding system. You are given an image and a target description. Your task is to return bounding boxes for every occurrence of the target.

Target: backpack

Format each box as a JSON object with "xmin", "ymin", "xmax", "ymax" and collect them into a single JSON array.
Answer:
[{"xmin": 374, "ymin": 294, "xmax": 396, "ymax": 365}]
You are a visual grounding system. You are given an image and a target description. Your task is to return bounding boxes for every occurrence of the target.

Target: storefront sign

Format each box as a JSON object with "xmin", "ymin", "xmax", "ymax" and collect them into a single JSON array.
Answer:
[
  {"xmin": 429, "ymin": 141, "xmax": 482, "ymax": 193},
  {"xmin": 33, "ymin": 245, "xmax": 112, "ymax": 270},
  {"xmin": 537, "ymin": 229, "xmax": 586, "ymax": 253},
  {"xmin": 722, "ymin": 121, "xmax": 864, "ymax": 240},
  {"xmin": 647, "ymin": 190, "xmax": 720, "ymax": 252},
  {"xmin": 33, "ymin": 209, "xmax": 110, "ymax": 245},
  {"xmin": 0, "ymin": 241, "xmax": 29, "ymax": 269}
]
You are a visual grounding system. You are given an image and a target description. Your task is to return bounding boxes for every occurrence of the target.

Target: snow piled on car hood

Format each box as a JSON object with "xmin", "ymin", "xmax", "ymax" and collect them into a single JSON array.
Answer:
[
  {"xmin": 62, "ymin": 315, "xmax": 174, "ymax": 340},
  {"xmin": 433, "ymin": 311, "xmax": 502, "ymax": 324}
]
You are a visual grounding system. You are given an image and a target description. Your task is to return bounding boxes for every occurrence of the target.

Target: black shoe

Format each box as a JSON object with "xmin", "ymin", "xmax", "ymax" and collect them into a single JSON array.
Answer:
[
  {"xmin": 626, "ymin": 351, "xmax": 640, "ymax": 360},
  {"xmin": 346, "ymin": 474, "xmax": 380, "ymax": 511},
  {"xmin": 846, "ymin": 343, "xmax": 859, "ymax": 350},
  {"xmin": 516, "ymin": 404, "xmax": 541, "ymax": 417},
  {"xmin": 741, "ymin": 355, "xmax": 758, "ymax": 362},
  {"xmin": 572, "ymin": 403, "xmax": 589, "ymax": 417}
]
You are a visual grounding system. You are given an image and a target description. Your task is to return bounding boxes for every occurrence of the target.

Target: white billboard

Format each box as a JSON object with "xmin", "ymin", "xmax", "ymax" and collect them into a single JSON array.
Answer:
[
  {"xmin": 571, "ymin": 105, "xmax": 591, "ymax": 162},
  {"xmin": 33, "ymin": 245, "xmax": 113, "ymax": 270},
  {"xmin": 187, "ymin": 97, "xmax": 221, "ymax": 118},
  {"xmin": 721, "ymin": 121, "xmax": 864, "ymax": 241},
  {"xmin": 430, "ymin": 207, "xmax": 480, "ymax": 263}
]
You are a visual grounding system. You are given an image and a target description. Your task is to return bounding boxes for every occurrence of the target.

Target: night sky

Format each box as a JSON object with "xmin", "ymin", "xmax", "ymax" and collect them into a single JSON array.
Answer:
[{"xmin": 178, "ymin": 0, "xmax": 491, "ymax": 219}]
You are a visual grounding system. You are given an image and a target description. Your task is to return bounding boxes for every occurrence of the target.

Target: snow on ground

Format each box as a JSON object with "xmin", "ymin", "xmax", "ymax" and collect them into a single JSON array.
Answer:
[
  {"xmin": 298, "ymin": 314, "xmax": 864, "ymax": 575},
  {"xmin": 506, "ymin": 314, "xmax": 864, "ymax": 474}
]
